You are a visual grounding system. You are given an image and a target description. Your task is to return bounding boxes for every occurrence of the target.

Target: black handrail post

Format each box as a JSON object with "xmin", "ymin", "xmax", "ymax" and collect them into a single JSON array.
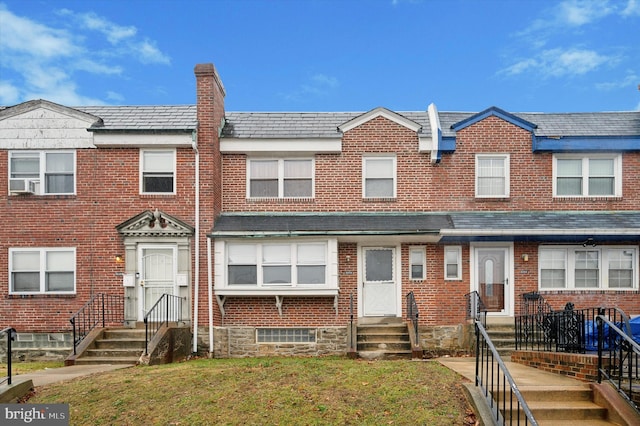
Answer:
[{"xmin": 7, "ymin": 329, "xmax": 15, "ymax": 385}]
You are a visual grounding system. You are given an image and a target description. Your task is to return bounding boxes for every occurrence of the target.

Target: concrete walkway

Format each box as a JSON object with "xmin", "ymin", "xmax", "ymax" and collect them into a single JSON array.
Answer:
[
  {"xmin": 437, "ymin": 355, "xmax": 583, "ymax": 387},
  {"xmin": 0, "ymin": 364, "xmax": 134, "ymax": 402},
  {"xmin": 14, "ymin": 364, "xmax": 134, "ymax": 387}
]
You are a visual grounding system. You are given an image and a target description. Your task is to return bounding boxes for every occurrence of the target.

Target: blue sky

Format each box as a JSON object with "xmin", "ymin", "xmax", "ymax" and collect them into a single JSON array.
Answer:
[{"xmin": 1, "ymin": 0, "xmax": 639, "ymax": 113}]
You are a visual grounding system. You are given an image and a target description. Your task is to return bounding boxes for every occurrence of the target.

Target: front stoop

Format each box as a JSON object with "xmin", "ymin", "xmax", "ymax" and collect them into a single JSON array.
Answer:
[
  {"xmin": 485, "ymin": 320, "xmax": 516, "ymax": 358},
  {"xmin": 500, "ymin": 385, "xmax": 623, "ymax": 425},
  {"xmin": 67, "ymin": 328, "xmax": 145, "ymax": 366},
  {"xmin": 356, "ymin": 320, "xmax": 412, "ymax": 360}
]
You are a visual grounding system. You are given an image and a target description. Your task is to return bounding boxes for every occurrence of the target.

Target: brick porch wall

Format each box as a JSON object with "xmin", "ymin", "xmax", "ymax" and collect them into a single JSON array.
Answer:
[{"xmin": 511, "ymin": 350, "xmax": 599, "ymax": 382}]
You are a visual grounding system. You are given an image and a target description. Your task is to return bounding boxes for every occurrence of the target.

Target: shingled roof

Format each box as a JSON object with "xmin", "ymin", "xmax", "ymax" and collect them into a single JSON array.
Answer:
[{"xmin": 78, "ymin": 105, "xmax": 197, "ymax": 131}]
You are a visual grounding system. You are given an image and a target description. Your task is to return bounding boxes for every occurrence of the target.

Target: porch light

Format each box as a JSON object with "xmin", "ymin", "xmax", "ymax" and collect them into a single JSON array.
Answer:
[
  {"xmin": 582, "ymin": 238, "xmax": 597, "ymax": 248},
  {"xmin": 115, "ymin": 254, "xmax": 124, "ymax": 263},
  {"xmin": 521, "ymin": 254, "xmax": 529, "ymax": 262}
]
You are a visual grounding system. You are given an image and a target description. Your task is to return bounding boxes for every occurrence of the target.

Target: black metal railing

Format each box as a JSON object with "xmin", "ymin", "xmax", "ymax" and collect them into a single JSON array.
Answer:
[
  {"xmin": 1, "ymin": 327, "xmax": 17, "ymax": 385},
  {"xmin": 515, "ymin": 305, "xmax": 629, "ymax": 354},
  {"xmin": 143, "ymin": 293, "xmax": 184, "ymax": 355},
  {"xmin": 521, "ymin": 291, "xmax": 553, "ymax": 317},
  {"xmin": 349, "ymin": 293, "xmax": 356, "ymax": 353},
  {"xmin": 70, "ymin": 293, "xmax": 125, "ymax": 355},
  {"xmin": 465, "ymin": 291, "xmax": 487, "ymax": 326},
  {"xmin": 475, "ymin": 319, "xmax": 537, "ymax": 425},
  {"xmin": 406, "ymin": 291, "xmax": 419, "ymax": 344},
  {"xmin": 597, "ymin": 311, "xmax": 640, "ymax": 412}
]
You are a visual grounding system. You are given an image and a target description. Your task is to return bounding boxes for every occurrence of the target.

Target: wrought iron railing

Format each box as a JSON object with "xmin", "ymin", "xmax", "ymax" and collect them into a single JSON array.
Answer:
[
  {"xmin": 597, "ymin": 311, "xmax": 640, "ymax": 412},
  {"xmin": 515, "ymin": 305, "xmax": 629, "ymax": 354},
  {"xmin": 143, "ymin": 293, "xmax": 185, "ymax": 355},
  {"xmin": 521, "ymin": 291, "xmax": 553, "ymax": 316},
  {"xmin": 475, "ymin": 319, "xmax": 537, "ymax": 425},
  {"xmin": 465, "ymin": 291, "xmax": 487, "ymax": 326},
  {"xmin": 406, "ymin": 291, "xmax": 419, "ymax": 344},
  {"xmin": 69, "ymin": 293, "xmax": 125, "ymax": 355},
  {"xmin": 1, "ymin": 327, "xmax": 17, "ymax": 385}
]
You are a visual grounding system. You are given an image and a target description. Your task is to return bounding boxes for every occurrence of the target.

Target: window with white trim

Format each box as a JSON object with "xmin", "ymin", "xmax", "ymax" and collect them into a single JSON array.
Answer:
[
  {"xmin": 9, "ymin": 151, "xmax": 75, "ymax": 195},
  {"xmin": 363, "ymin": 156, "xmax": 396, "ymax": 198},
  {"xmin": 444, "ymin": 246, "xmax": 462, "ymax": 280},
  {"xmin": 10, "ymin": 248, "xmax": 76, "ymax": 294},
  {"xmin": 553, "ymin": 154, "xmax": 621, "ymax": 197},
  {"xmin": 227, "ymin": 242, "xmax": 327, "ymax": 287},
  {"xmin": 141, "ymin": 150, "xmax": 176, "ymax": 194},
  {"xmin": 247, "ymin": 159, "xmax": 314, "ymax": 198},
  {"xmin": 475, "ymin": 154, "xmax": 510, "ymax": 198},
  {"xmin": 538, "ymin": 246, "xmax": 637, "ymax": 290},
  {"xmin": 409, "ymin": 247, "xmax": 426, "ymax": 280}
]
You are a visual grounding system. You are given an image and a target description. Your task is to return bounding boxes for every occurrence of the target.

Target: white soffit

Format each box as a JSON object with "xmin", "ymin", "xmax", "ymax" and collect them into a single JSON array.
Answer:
[
  {"xmin": 93, "ymin": 133, "xmax": 194, "ymax": 147},
  {"xmin": 338, "ymin": 107, "xmax": 422, "ymax": 133},
  {"xmin": 220, "ymin": 138, "xmax": 342, "ymax": 154}
]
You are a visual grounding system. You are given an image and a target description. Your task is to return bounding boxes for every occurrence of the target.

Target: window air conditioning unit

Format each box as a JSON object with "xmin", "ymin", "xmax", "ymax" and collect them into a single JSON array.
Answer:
[{"xmin": 10, "ymin": 179, "xmax": 40, "ymax": 195}]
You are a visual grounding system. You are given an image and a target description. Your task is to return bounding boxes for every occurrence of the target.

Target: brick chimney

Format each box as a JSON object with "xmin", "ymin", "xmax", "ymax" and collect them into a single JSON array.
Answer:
[{"xmin": 194, "ymin": 63, "xmax": 225, "ymax": 216}]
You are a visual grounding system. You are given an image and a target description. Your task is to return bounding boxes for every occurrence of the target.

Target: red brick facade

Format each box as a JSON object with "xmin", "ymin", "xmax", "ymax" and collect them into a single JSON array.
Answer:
[{"xmin": 1, "ymin": 63, "xmax": 639, "ymax": 358}]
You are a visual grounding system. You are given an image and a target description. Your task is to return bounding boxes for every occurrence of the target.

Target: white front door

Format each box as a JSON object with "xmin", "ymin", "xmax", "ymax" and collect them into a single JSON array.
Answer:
[
  {"xmin": 474, "ymin": 246, "xmax": 511, "ymax": 315},
  {"xmin": 362, "ymin": 247, "xmax": 398, "ymax": 316},
  {"xmin": 138, "ymin": 246, "xmax": 176, "ymax": 320}
]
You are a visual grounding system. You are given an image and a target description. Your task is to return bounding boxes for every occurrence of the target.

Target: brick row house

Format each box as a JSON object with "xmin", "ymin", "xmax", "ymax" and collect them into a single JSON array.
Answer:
[{"xmin": 1, "ymin": 62, "xmax": 639, "ymax": 359}]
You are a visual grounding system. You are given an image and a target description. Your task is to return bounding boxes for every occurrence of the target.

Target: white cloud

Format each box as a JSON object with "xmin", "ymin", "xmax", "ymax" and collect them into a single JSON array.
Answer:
[
  {"xmin": 58, "ymin": 9, "xmax": 137, "ymax": 44},
  {"xmin": 595, "ymin": 72, "xmax": 639, "ymax": 90},
  {"xmin": 622, "ymin": 0, "xmax": 640, "ymax": 16},
  {"xmin": 558, "ymin": 0, "xmax": 614, "ymax": 26},
  {"xmin": 502, "ymin": 48, "xmax": 613, "ymax": 78},
  {"xmin": 0, "ymin": 80, "xmax": 20, "ymax": 104},
  {"xmin": 281, "ymin": 73, "xmax": 340, "ymax": 103},
  {"xmin": 136, "ymin": 39, "xmax": 171, "ymax": 65},
  {"xmin": 0, "ymin": 3, "xmax": 170, "ymax": 105}
]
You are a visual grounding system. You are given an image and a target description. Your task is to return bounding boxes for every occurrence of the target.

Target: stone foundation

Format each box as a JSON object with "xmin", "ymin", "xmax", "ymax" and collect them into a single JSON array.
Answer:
[
  {"xmin": 197, "ymin": 326, "xmax": 348, "ymax": 358},
  {"xmin": 418, "ymin": 324, "xmax": 475, "ymax": 357},
  {"xmin": 1, "ymin": 333, "xmax": 72, "ymax": 362}
]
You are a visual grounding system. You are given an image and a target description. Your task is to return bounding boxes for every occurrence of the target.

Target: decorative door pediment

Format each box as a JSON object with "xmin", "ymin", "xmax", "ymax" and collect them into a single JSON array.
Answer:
[{"xmin": 116, "ymin": 209, "xmax": 194, "ymax": 237}]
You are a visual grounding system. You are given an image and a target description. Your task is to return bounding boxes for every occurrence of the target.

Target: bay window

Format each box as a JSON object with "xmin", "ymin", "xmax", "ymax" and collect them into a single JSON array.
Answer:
[{"xmin": 538, "ymin": 245, "xmax": 637, "ymax": 290}]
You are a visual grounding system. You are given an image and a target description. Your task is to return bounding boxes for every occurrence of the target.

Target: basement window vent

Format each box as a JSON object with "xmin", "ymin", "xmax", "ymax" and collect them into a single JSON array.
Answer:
[
  {"xmin": 48, "ymin": 333, "xmax": 64, "ymax": 342},
  {"xmin": 16, "ymin": 333, "xmax": 34, "ymax": 342},
  {"xmin": 256, "ymin": 328, "xmax": 316, "ymax": 344}
]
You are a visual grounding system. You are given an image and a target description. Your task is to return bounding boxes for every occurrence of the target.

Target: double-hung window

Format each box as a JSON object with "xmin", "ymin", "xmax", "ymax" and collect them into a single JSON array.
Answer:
[
  {"xmin": 363, "ymin": 156, "xmax": 396, "ymax": 198},
  {"xmin": 141, "ymin": 150, "xmax": 176, "ymax": 194},
  {"xmin": 409, "ymin": 247, "xmax": 426, "ymax": 280},
  {"xmin": 538, "ymin": 246, "xmax": 636, "ymax": 290},
  {"xmin": 444, "ymin": 246, "xmax": 462, "ymax": 280},
  {"xmin": 9, "ymin": 151, "xmax": 75, "ymax": 195},
  {"xmin": 226, "ymin": 242, "xmax": 327, "ymax": 287},
  {"xmin": 554, "ymin": 154, "xmax": 621, "ymax": 197},
  {"xmin": 248, "ymin": 159, "xmax": 313, "ymax": 198},
  {"xmin": 10, "ymin": 248, "xmax": 76, "ymax": 294},
  {"xmin": 475, "ymin": 154, "xmax": 509, "ymax": 198}
]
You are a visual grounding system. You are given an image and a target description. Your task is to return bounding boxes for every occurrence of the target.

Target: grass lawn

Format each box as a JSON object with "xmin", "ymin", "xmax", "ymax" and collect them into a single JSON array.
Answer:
[{"xmin": 22, "ymin": 357, "xmax": 476, "ymax": 425}]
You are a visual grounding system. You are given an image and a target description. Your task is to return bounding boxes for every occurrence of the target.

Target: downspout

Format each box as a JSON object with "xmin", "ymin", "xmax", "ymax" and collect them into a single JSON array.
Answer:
[
  {"xmin": 207, "ymin": 236, "xmax": 214, "ymax": 354},
  {"xmin": 192, "ymin": 132, "xmax": 200, "ymax": 354}
]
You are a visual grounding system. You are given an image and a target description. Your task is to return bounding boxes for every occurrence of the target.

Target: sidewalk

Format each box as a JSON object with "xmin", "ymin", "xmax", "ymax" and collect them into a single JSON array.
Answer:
[{"xmin": 1, "ymin": 364, "xmax": 134, "ymax": 402}]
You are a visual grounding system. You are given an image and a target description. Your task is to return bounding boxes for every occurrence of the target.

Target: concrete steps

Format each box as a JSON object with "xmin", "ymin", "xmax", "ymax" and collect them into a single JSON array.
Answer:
[
  {"xmin": 498, "ymin": 385, "xmax": 619, "ymax": 424},
  {"xmin": 357, "ymin": 320, "xmax": 411, "ymax": 360},
  {"xmin": 485, "ymin": 319, "xmax": 516, "ymax": 358},
  {"xmin": 73, "ymin": 328, "xmax": 145, "ymax": 366}
]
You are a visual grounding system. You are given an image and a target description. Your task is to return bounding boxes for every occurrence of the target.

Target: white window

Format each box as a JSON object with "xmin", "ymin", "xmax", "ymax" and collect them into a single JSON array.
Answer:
[
  {"xmin": 226, "ymin": 242, "xmax": 327, "ymax": 287},
  {"xmin": 476, "ymin": 154, "xmax": 509, "ymax": 198},
  {"xmin": 538, "ymin": 246, "xmax": 637, "ymax": 290},
  {"xmin": 363, "ymin": 156, "xmax": 396, "ymax": 198},
  {"xmin": 444, "ymin": 246, "xmax": 462, "ymax": 280},
  {"xmin": 409, "ymin": 247, "xmax": 426, "ymax": 280},
  {"xmin": 10, "ymin": 248, "xmax": 76, "ymax": 294},
  {"xmin": 553, "ymin": 154, "xmax": 621, "ymax": 197},
  {"xmin": 141, "ymin": 150, "xmax": 175, "ymax": 194},
  {"xmin": 9, "ymin": 151, "xmax": 75, "ymax": 195},
  {"xmin": 248, "ymin": 159, "xmax": 313, "ymax": 198}
]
